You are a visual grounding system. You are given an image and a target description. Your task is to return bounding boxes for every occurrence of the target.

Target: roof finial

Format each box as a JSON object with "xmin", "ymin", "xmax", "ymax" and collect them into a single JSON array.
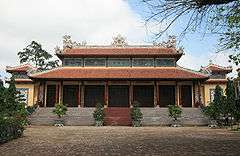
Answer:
[
  {"xmin": 209, "ymin": 60, "xmax": 213, "ymax": 64},
  {"xmin": 62, "ymin": 35, "xmax": 87, "ymax": 49},
  {"xmin": 111, "ymin": 34, "xmax": 128, "ymax": 47}
]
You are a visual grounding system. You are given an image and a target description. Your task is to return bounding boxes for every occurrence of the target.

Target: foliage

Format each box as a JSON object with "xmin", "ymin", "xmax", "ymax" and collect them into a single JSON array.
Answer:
[
  {"xmin": 0, "ymin": 78, "xmax": 27, "ymax": 143},
  {"xmin": 130, "ymin": 101, "xmax": 143, "ymax": 122},
  {"xmin": 18, "ymin": 41, "xmax": 59, "ymax": 71},
  {"xmin": 142, "ymin": 0, "xmax": 240, "ymax": 65},
  {"xmin": 203, "ymin": 83, "xmax": 240, "ymax": 127},
  {"xmin": 26, "ymin": 104, "xmax": 38, "ymax": 115},
  {"xmin": 168, "ymin": 104, "xmax": 182, "ymax": 121},
  {"xmin": 0, "ymin": 116, "xmax": 24, "ymax": 144},
  {"xmin": 93, "ymin": 102, "xmax": 105, "ymax": 122},
  {"xmin": 53, "ymin": 103, "xmax": 67, "ymax": 118}
]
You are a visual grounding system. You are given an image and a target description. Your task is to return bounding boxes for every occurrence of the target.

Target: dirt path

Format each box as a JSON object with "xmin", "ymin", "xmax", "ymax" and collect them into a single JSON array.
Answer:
[{"xmin": 0, "ymin": 126, "xmax": 240, "ymax": 156}]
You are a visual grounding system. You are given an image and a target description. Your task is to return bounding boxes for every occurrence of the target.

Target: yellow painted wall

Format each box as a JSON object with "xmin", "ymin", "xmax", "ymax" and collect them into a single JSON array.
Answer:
[
  {"xmin": 204, "ymin": 83, "xmax": 226, "ymax": 106},
  {"xmin": 16, "ymin": 83, "xmax": 35, "ymax": 106}
]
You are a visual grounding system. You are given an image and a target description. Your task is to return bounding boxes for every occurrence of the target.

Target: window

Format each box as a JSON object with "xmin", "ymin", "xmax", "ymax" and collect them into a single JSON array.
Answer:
[
  {"xmin": 63, "ymin": 58, "xmax": 83, "ymax": 66},
  {"xmin": 155, "ymin": 58, "xmax": 175, "ymax": 67},
  {"xmin": 13, "ymin": 72, "xmax": 29, "ymax": 79},
  {"xmin": 209, "ymin": 89, "xmax": 215, "ymax": 102},
  {"xmin": 132, "ymin": 58, "xmax": 154, "ymax": 67},
  {"xmin": 108, "ymin": 58, "xmax": 130, "ymax": 67},
  {"xmin": 16, "ymin": 88, "xmax": 29, "ymax": 104},
  {"xmin": 84, "ymin": 58, "xmax": 106, "ymax": 67},
  {"xmin": 210, "ymin": 74, "xmax": 226, "ymax": 79}
]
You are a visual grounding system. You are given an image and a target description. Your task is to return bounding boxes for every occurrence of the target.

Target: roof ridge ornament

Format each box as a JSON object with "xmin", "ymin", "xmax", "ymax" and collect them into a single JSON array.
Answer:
[
  {"xmin": 62, "ymin": 35, "xmax": 87, "ymax": 49},
  {"xmin": 111, "ymin": 34, "xmax": 128, "ymax": 47},
  {"xmin": 153, "ymin": 35, "xmax": 184, "ymax": 54},
  {"xmin": 153, "ymin": 35, "xmax": 177, "ymax": 48}
]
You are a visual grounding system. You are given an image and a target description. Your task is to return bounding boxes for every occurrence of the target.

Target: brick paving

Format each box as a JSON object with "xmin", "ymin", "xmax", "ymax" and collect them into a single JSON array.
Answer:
[{"xmin": 0, "ymin": 126, "xmax": 240, "ymax": 156}]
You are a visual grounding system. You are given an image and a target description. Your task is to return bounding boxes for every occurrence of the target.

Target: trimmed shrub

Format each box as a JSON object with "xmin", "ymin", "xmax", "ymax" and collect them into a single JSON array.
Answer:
[
  {"xmin": 168, "ymin": 104, "xmax": 182, "ymax": 121},
  {"xmin": 53, "ymin": 102, "xmax": 67, "ymax": 118},
  {"xmin": 130, "ymin": 101, "xmax": 143, "ymax": 127},
  {"xmin": 93, "ymin": 102, "xmax": 105, "ymax": 126}
]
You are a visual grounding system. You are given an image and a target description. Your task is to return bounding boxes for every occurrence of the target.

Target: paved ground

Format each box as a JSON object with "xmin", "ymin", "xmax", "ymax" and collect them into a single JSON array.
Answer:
[{"xmin": 0, "ymin": 126, "xmax": 240, "ymax": 156}]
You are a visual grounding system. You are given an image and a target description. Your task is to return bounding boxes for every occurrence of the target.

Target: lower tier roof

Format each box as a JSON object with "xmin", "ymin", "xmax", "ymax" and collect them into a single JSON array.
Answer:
[{"xmin": 29, "ymin": 67, "xmax": 208, "ymax": 80}]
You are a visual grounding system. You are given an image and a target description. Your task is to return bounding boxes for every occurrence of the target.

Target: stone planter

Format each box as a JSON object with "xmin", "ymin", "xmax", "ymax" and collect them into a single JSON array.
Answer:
[
  {"xmin": 95, "ymin": 120, "xmax": 104, "ymax": 127},
  {"xmin": 54, "ymin": 118, "xmax": 65, "ymax": 127},
  {"xmin": 132, "ymin": 120, "xmax": 142, "ymax": 127},
  {"xmin": 208, "ymin": 120, "xmax": 218, "ymax": 128},
  {"xmin": 170, "ymin": 119, "xmax": 182, "ymax": 127}
]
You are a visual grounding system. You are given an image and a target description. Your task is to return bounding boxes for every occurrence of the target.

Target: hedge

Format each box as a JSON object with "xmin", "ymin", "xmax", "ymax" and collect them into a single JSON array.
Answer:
[{"xmin": 0, "ymin": 116, "xmax": 24, "ymax": 144}]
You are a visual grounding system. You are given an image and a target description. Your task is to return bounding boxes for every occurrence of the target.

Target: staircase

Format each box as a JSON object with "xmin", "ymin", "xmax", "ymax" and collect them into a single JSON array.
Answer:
[
  {"xmin": 104, "ymin": 108, "xmax": 132, "ymax": 126},
  {"xmin": 29, "ymin": 107, "xmax": 95, "ymax": 126}
]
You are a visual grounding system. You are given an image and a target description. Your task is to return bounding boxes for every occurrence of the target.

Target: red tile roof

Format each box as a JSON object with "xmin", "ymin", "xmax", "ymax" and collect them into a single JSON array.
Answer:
[
  {"xmin": 204, "ymin": 79, "xmax": 228, "ymax": 84},
  {"xmin": 201, "ymin": 64, "xmax": 232, "ymax": 73},
  {"xmin": 30, "ymin": 67, "xmax": 208, "ymax": 80},
  {"xmin": 6, "ymin": 64, "xmax": 37, "ymax": 73},
  {"xmin": 57, "ymin": 47, "xmax": 183, "ymax": 59}
]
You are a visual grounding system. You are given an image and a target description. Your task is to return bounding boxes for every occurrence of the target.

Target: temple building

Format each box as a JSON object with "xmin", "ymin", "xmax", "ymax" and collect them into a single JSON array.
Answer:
[{"xmin": 6, "ymin": 36, "xmax": 232, "ymax": 126}]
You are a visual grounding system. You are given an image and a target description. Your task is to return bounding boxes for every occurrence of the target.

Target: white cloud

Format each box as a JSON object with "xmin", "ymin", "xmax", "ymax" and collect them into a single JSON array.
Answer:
[
  {"xmin": 0, "ymin": 0, "xmax": 238, "ymax": 81},
  {"xmin": 0, "ymin": 0, "xmax": 148, "ymax": 73}
]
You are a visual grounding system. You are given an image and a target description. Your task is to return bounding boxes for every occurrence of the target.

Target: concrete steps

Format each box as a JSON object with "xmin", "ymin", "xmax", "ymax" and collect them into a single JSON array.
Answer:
[{"xmin": 29, "ymin": 107, "xmax": 95, "ymax": 126}]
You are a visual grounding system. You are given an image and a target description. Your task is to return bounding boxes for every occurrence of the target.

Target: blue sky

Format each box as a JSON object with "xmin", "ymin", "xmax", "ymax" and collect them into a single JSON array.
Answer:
[{"xmin": 0, "ymin": 0, "xmax": 238, "ymax": 80}]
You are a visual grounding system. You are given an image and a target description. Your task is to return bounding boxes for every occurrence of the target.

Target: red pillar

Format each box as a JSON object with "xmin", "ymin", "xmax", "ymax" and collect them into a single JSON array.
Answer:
[{"xmin": 104, "ymin": 81, "xmax": 108, "ymax": 107}]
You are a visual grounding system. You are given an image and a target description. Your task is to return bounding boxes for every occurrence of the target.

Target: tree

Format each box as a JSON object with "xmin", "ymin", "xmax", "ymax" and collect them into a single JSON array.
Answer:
[
  {"xmin": 142, "ymin": 0, "xmax": 240, "ymax": 65},
  {"xmin": 18, "ymin": 41, "xmax": 59, "ymax": 71}
]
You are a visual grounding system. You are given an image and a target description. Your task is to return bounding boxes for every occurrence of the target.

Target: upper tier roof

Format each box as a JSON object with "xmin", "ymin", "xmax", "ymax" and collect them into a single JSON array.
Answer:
[
  {"xmin": 29, "ymin": 66, "xmax": 208, "ymax": 80},
  {"xmin": 6, "ymin": 64, "xmax": 37, "ymax": 73},
  {"xmin": 201, "ymin": 63, "xmax": 232, "ymax": 73},
  {"xmin": 56, "ymin": 47, "xmax": 183, "ymax": 59}
]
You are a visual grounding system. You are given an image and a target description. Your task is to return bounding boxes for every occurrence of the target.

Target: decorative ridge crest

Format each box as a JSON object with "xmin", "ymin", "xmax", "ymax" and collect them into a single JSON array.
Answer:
[
  {"xmin": 111, "ymin": 34, "xmax": 128, "ymax": 47},
  {"xmin": 153, "ymin": 35, "xmax": 184, "ymax": 53}
]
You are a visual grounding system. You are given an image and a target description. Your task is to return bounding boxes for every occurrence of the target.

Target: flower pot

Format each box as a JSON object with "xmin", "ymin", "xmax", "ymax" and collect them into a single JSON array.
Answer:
[
  {"xmin": 54, "ymin": 118, "xmax": 65, "ymax": 127},
  {"xmin": 95, "ymin": 120, "xmax": 104, "ymax": 127},
  {"xmin": 132, "ymin": 120, "xmax": 142, "ymax": 127},
  {"xmin": 170, "ymin": 120, "xmax": 182, "ymax": 127},
  {"xmin": 208, "ymin": 120, "xmax": 218, "ymax": 128}
]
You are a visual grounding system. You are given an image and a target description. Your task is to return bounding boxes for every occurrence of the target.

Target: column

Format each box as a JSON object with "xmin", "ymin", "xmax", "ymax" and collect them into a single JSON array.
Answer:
[
  {"xmin": 193, "ymin": 81, "xmax": 196, "ymax": 107},
  {"xmin": 104, "ymin": 81, "xmax": 108, "ymax": 108},
  {"xmin": 78, "ymin": 81, "xmax": 81, "ymax": 107},
  {"xmin": 55, "ymin": 84, "xmax": 59, "ymax": 104},
  {"xmin": 59, "ymin": 81, "xmax": 63, "ymax": 104},
  {"xmin": 154, "ymin": 81, "xmax": 158, "ymax": 107},
  {"xmin": 43, "ymin": 82, "xmax": 47, "ymax": 107},
  {"xmin": 80, "ymin": 82, "xmax": 85, "ymax": 107},
  {"xmin": 156, "ymin": 82, "xmax": 160, "ymax": 107},
  {"xmin": 176, "ymin": 82, "xmax": 179, "ymax": 106},
  {"xmin": 129, "ymin": 81, "xmax": 133, "ymax": 107}
]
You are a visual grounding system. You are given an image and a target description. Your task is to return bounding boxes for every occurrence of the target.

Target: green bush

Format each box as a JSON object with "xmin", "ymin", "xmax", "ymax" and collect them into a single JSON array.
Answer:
[
  {"xmin": 53, "ymin": 102, "xmax": 67, "ymax": 118},
  {"xmin": 0, "ymin": 115, "xmax": 24, "ymax": 144},
  {"xmin": 93, "ymin": 102, "xmax": 105, "ymax": 121},
  {"xmin": 168, "ymin": 104, "xmax": 182, "ymax": 121},
  {"xmin": 0, "ymin": 78, "xmax": 27, "ymax": 143},
  {"xmin": 130, "ymin": 101, "xmax": 143, "ymax": 122}
]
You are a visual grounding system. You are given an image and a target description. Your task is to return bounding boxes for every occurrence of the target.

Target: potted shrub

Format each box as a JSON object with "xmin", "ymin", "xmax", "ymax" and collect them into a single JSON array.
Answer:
[
  {"xmin": 93, "ymin": 102, "xmax": 105, "ymax": 126},
  {"xmin": 130, "ymin": 101, "xmax": 143, "ymax": 127},
  {"xmin": 53, "ymin": 102, "xmax": 67, "ymax": 126},
  {"xmin": 168, "ymin": 104, "xmax": 182, "ymax": 127}
]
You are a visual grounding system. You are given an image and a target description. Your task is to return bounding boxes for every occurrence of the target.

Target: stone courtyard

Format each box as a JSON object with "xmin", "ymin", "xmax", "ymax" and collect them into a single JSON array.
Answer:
[{"xmin": 0, "ymin": 126, "xmax": 240, "ymax": 156}]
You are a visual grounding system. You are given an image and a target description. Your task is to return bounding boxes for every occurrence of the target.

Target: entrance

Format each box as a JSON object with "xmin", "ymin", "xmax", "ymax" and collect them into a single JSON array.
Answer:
[
  {"xmin": 46, "ymin": 85, "xmax": 56, "ymax": 107},
  {"xmin": 159, "ymin": 85, "xmax": 175, "ymax": 107},
  {"xmin": 84, "ymin": 85, "xmax": 105, "ymax": 107},
  {"xmin": 133, "ymin": 85, "xmax": 154, "ymax": 107},
  {"xmin": 180, "ymin": 85, "xmax": 192, "ymax": 107},
  {"xmin": 63, "ymin": 85, "xmax": 79, "ymax": 107},
  {"xmin": 108, "ymin": 85, "xmax": 129, "ymax": 107}
]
